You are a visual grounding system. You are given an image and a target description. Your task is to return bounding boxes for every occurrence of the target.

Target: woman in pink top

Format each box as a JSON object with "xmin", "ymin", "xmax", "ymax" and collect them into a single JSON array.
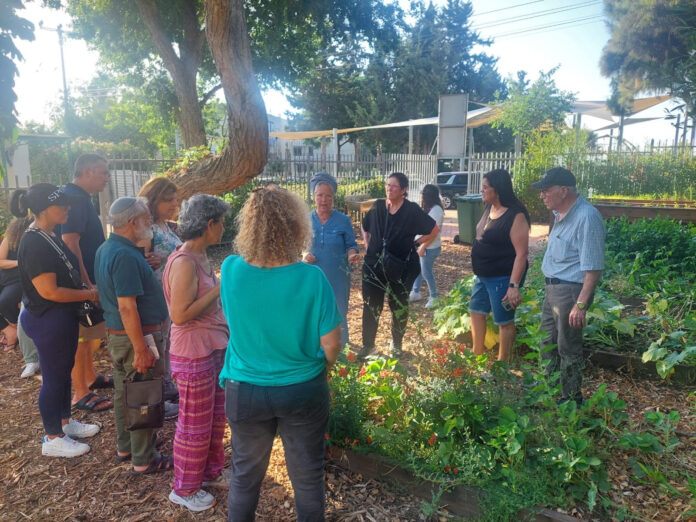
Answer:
[{"xmin": 162, "ymin": 194, "xmax": 230, "ymax": 513}]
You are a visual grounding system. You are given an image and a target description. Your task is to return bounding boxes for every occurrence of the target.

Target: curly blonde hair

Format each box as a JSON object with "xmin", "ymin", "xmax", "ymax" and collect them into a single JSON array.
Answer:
[{"xmin": 234, "ymin": 188, "xmax": 311, "ymax": 266}]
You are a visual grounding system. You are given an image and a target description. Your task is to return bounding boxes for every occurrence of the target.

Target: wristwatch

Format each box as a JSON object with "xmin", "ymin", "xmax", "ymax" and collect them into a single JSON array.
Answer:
[
  {"xmin": 508, "ymin": 282, "xmax": 521, "ymax": 288},
  {"xmin": 576, "ymin": 301, "xmax": 587, "ymax": 311}
]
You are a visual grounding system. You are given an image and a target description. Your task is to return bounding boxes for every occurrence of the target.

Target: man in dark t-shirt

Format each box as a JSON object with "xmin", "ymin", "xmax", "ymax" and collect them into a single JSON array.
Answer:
[
  {"xmin": 359, "ymin": 173, "xmax": 439, "ymax": 359},
  {"xmin": 61, "ymin": 154, "xmax": 113, "ymax": 413}
]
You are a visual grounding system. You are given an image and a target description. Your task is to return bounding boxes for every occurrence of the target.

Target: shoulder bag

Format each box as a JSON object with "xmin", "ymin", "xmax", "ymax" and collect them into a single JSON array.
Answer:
[{"xmin": 29, "ymin": 228, "xmax": 104, "ymax": 327}]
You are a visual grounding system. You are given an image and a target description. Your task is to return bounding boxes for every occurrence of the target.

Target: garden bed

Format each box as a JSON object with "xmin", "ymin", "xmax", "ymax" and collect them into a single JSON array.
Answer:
[
  {"xmin": 593, "ymin": 202, "xmax": 696, "ymax": 223},
  {"xmin": 327, "ymin": 447, "xmax": 581, "ymax": 521},
  {"xmin": 586, "ymin": 348, "xmax": 696, "ymax": 386}
]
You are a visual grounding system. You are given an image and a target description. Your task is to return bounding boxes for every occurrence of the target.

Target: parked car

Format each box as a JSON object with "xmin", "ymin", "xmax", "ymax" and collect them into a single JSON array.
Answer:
[{"xmin": 436, "ymin": 172, "xmax": 469, "ymax": 209}]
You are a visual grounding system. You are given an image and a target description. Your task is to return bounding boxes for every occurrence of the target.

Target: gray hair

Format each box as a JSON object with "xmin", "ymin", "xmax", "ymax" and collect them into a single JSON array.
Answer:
[
  {"xmin": 178, "ymin": 194, "xmax": 230, "ymax": 240},
  {"xmin": 109, "ymin": 197, "xmax": 149, "ymax": 229},
  {"xmin": 74, "ymin": 153, "xmax": 107, "ymax": 179}
]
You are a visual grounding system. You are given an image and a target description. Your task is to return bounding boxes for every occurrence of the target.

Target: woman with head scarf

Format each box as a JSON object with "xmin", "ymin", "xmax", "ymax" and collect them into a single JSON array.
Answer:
[{"xmin": 303, "ymin": 172, "xmax": 360, "ymax": 347}]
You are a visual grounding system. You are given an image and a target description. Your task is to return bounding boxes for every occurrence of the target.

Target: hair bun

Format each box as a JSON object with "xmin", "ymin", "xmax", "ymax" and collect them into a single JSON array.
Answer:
[{"xmin": 10, "ymin": 190, "xmax": 28, "ymax": 218}]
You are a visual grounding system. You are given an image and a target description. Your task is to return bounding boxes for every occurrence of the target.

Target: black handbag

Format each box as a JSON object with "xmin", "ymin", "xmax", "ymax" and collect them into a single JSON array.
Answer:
[
  {"xmin": 380, "ymin": 204, "xmax": 411, "ymax": 280},
  {"xmin": 30, "ymin": 228, "xmax": 104, "ymax": 327},
  {"xmin": 124, "ymin": 376, "xmax": 164, "ymax": 431}
]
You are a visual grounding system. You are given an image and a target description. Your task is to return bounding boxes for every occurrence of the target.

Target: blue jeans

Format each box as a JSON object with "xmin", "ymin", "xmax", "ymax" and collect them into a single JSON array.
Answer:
[
  {"xmin": 469, "ymin": 275, "xmax": 516, "ymax": 326},
  {"xmin": 225, "ymin": 371, "xmax": 330, "ymax": 521},
  {"xmin": 412, "ymin": 247, "xmax": 441, "ymax": 299}
]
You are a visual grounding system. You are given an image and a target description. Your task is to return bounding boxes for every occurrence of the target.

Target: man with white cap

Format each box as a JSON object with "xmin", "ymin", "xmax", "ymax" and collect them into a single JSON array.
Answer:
[
  {"xmin": 95, "ymin": 197, "xmax": 172, "ymax": 473},
  {"xmin": 532, "ymin": 167, "xmax": 605, "ymax": 406}
]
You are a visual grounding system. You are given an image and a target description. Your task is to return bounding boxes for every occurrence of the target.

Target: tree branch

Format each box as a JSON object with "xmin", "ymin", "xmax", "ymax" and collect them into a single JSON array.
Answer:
[{"xmin": 199, "ymin": 84, "xmax": 222, "ymax": 107}]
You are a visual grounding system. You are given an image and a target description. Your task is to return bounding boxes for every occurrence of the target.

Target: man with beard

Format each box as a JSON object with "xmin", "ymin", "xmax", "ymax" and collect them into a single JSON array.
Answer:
[{"xmin": 95, "ymin": 197, "xmax": 172, "ymax": 474}]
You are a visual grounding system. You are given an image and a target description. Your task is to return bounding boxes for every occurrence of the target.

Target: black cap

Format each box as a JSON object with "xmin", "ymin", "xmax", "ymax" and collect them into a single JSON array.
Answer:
[
  {"xmin": 25, "ymin": 183, "xmax": 79, "ymax": 215},
  {"xmin": 531, "ymin": 167, "xmax": 577, "ymax": 190}
]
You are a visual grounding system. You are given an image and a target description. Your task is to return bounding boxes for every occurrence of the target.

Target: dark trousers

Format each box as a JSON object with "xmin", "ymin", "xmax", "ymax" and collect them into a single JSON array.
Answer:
[
  {"xmin": 0, "ymin": 281, "xmax": 22, "ymax": 329},
  {"xmin": 541, "ymin": 283, "xmax": 585, "ymax": 401},
  {"xmin": 361, "ymin": 261, "xmax": 419, "ymax": 349},
  {"xmin": 225, "ymin": 371, "xmax": 330, "ymax": 522},
  {"xmin": 21, "ymin": 307, "xmax": 79, "ymax": 435}
]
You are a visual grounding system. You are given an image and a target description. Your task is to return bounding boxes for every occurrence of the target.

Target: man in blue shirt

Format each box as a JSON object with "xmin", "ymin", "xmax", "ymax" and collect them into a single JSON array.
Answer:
[
  {"xmin": 95, "ymin": 197, "xmax": 172, "ymax": 473},
  {"xmin": 532, "ymin": 167, "xmax": 605, "ymax": 405},
  {"xmin": 61, "ymin": 154, "xmax": 112, "ymax": 413}
]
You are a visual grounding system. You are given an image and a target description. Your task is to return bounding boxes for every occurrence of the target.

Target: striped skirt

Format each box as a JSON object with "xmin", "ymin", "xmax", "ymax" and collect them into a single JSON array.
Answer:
[{"xmin": 171, "ymin": 349, "xmax": 226, "ymax": 496}]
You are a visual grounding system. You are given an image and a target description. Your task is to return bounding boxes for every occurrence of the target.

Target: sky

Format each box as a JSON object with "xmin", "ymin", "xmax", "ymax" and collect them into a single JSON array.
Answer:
[{"xmin": 11, "ymin": 0, "xmax": 684, "ymax": 149}]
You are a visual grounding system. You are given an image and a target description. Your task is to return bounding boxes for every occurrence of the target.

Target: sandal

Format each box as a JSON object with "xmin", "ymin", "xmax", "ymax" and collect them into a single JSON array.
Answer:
[
  {"xmin": 131, "ymin": 454, "xmax": 173, "ymax": 475},
  {"xmin": 114, "ymin": 452, "xmax": 132, "ymax": 463},
  {"xmin": 2, "ymin": 340, "xmax": 18, "ymax": 352},
  {"xmin": 72, "ymin": 392, "xmax": 113, "ymax": 413},
  {"xmin": 89, "ymin": 374, "xmax": 114, "ymax": 390}
]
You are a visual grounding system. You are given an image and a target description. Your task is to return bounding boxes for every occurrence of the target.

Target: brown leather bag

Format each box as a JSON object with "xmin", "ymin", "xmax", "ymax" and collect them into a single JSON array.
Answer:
[{"xmin": 124, "ymin": 377, "xmax": 164, "ymax": 431}]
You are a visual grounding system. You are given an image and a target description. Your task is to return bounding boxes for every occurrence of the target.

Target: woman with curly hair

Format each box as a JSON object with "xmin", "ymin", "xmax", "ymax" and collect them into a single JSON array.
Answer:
[{"xmin": 219, "ymin": 187, "xmax": 342, "ymax": 520}]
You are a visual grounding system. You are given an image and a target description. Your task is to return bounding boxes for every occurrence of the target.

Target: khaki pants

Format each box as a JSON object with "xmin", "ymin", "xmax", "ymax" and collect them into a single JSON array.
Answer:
[{"xmin": 108, "ymin": 331, "xmax": 165, "ymax": 466}]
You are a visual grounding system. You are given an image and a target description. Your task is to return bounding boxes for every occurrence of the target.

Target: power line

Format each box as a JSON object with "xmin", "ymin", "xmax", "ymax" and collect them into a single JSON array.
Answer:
[
  {"xmin": 476, "ymin": 0, "xmax": 600, "ymax": 30},
  {"xmin": 472, "ymin": 1, "xmax": 545, "ymax": 17},
  {"xmin": 490, "ymin": 13, "xmax": 604, "ymax": 38},
  {"xmin": 495, "ymin": 17, "xmax": 604, "ymax": 40}
]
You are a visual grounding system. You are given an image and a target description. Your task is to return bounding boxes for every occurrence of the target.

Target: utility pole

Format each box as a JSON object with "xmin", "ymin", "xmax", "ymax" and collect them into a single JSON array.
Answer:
[{"xmin": 39, "ymin": 22, "xmax": 72, "ymax": 169}]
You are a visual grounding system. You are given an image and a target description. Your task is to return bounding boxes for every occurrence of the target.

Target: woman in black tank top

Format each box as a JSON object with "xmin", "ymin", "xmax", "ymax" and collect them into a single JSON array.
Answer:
[{"xmin": 469, "ymin": 169, "xmax": 530, "ymax": 363}]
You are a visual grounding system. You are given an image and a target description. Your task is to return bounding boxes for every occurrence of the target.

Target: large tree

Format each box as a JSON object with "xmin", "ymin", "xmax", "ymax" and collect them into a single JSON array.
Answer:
[
  {"xmin": 600, "ymin": 0, "xmax": 696, "ymax": 109},
  {"xmin": 0, "ymin": 0, "xmax": 34, "ymax": 142},
  {"xmin": 64, "ymin": 0, "xmax": 400, "ymax": 148},
  {"xmin": 290, "ymin": 0, "xmax": 506, "ymax": 153}
]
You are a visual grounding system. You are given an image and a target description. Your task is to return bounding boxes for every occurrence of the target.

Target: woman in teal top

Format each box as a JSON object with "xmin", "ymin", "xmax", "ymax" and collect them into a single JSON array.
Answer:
[
  {"xmin": 219, "ymin": 187, "xmax": 341, "ymax": 521},
  {"xmin": 303, "ymin": 172, "xmax": 360, "ymax": 348}
]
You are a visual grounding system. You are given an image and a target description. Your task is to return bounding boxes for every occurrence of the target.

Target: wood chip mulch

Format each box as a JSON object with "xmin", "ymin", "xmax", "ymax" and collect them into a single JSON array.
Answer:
[{"xmin": 0, "ymin": 237, "xmax": 693, "ymax": 521}]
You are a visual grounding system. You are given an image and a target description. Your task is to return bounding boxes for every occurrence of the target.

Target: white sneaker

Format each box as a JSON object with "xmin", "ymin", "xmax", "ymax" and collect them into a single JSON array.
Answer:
[
  {"xmin": 20, "ymin": 362, "xmax": 40, "ymax": 378},
  {"xmin": 62, "ymin": 418, "xmax": 100, "ymax": 439},
  {"xmin": 42, "ymin": 435, "xmax": 90, "ymax": 458},
  {"xmin": 409, "ymin": 291, "xmax": 422, "ymax": 302},
  {"xmin": 169, "ymin": 489, "xmax": 216, "ymax": 512},
  {"xmin": 425, "ymin": 298, "xmax": 437, "ymax": 309}
]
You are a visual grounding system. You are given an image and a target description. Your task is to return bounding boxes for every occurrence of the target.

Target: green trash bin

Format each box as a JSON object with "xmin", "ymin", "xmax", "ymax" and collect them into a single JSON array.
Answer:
[{"xmin": 454, "ymin": 194, "xmax": 485, "ymax": 244}]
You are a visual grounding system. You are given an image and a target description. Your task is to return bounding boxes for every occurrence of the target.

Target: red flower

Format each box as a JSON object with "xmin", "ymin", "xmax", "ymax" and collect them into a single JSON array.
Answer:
[
  {"xmin": 338, "ymin": 367, "xmax": 349, "ymax": 378},
  {"xmin": 379, "ymin": 370, "xmax": 389, "ymax": 379},
  {"xmin": 444, "ymin": 465, "xmax": 450, "ymax": 472},
  {"xmin": 428, "ymin": 433, "xmax": 437, "ymax": 445},
  {"xmin": 346, "ymin": 352, "xmax": 356, "ymax": 362},
  {"xmin": 458, "ymin": 344, "xmax": 466, "ymax": 353},
  {"xmin": 435, "ymin": 346, "xmax": 448, "ymax": 357},
  {"xmin": 366, "ymin": 436, "xmax": 373, "ymax": 444},
  {"xmin": 344, "ymin": 437, "xmax": 350, "ymax": 444},
  {"xmin": 352, "ymin": 439, "xmax": 359, "ymax": 446},
  {"xmin": 358, "ymin": 366, "xmax": 367, "ymax": 377},
  {"xmin": 452, "ymin": 368, "xmax": 464, "ymax": 378},
  {"xmin": 325, "ymin": 433, "xmax": 330, "ymax": 440},
  {"xmin": 453, "ymin": 468, "xmax": 459, "ymax": 474}
]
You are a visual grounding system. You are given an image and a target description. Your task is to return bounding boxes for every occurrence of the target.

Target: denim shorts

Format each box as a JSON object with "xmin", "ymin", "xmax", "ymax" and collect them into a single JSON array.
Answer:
[{"xmin": 469, "ymin": 275, "xmax": 516, "ymax": 326}]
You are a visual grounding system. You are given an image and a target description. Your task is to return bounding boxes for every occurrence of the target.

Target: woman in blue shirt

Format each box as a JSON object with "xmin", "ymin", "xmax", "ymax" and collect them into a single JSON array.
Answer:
[{"xmin": 303, "ymin": 172, "xmax": 360, "ymax": 347}]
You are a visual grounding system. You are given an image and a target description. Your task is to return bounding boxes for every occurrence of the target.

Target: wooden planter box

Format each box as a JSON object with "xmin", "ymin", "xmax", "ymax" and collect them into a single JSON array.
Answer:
[
  {"xmin": 593, "ymin": 202, "xmax": 696, "ymax": 223},
  {"xmin": 585, "ymin": 348, "xmax": 696, "ymax": 386},
  {"xmin": 326, "ymin": 447, "xmax": 580, "ymax": 521}
]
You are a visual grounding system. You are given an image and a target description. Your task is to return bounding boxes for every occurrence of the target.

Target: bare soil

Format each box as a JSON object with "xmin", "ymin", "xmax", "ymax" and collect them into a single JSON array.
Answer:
[{"xmin": 0, "ymin": 234, "xmax": 693, "ymax": 521}]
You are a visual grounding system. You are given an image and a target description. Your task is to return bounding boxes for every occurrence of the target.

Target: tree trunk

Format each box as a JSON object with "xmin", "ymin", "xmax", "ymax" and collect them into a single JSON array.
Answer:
[
  {"xmin": 169, "ymin": 0, "xmax": 268, "ymax": 197},
  {"xmin": 135, "ymin": 0, "xmax": 207, "ymax": 148}
]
